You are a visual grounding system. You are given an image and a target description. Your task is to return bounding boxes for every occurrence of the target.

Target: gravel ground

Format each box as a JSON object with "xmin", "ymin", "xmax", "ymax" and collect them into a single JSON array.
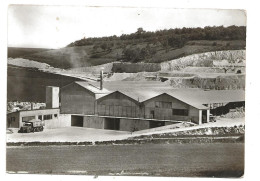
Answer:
[
  {"xmin": 132, "ymin": 117, "xmax": 245, "ymax": 136},
  {"xmin": 6, "ymin": 127, "xmax": 132, "ymax": 143}
]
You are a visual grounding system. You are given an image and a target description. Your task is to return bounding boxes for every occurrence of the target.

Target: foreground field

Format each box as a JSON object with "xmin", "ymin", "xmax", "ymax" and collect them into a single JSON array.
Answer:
[{"xmin": 6, "ymin": 143, "xmax": 244, "ymax": 177}]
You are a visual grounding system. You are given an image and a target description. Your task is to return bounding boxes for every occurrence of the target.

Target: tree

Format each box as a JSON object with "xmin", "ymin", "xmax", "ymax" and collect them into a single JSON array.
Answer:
[{"xmin": 136, "ymin": 27, "xmax": 145, "ymax": 34}]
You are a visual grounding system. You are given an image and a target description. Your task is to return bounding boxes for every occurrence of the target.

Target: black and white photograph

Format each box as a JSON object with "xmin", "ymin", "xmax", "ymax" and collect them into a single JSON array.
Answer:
[{"xmin": 3, "ymin": 1, "xmax": 253, "ymax": 179}]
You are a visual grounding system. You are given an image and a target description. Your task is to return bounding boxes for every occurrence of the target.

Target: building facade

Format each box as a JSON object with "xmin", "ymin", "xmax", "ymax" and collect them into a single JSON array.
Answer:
[
  {"xmin": 60, "ymin": 82, "xmax": 212, "ymax": 132},
  {"xmin": 6, "ymin": 108, "xmax": 70, "ymax": 129}
]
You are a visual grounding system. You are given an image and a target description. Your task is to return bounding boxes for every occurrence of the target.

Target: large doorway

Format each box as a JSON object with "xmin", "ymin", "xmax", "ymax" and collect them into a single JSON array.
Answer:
[
  {"xmin": 149, "ymin": 121, "xmax": 165, "ymax": 128},
  {"xmin": 71, "ymin": 116, "xmax": 83, "ymax": 127},
  {"xmin": 104, "ymin": 118, "xmax": 120, "ymax": 130},
  {"xmin": 202, "ymin": 110, "xmax": 208, "ymax": 123}
]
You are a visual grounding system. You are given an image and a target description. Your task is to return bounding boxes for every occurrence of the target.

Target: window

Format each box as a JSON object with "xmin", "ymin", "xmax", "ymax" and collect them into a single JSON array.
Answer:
[
  {"xmin": 155, "ymin": 101, "xmax": 172, "ymax": 108},
  {"xmin": 172, "ymin": 109, "xmax": 188, "ymax": 116},
  {"xmin": 54, "ymin": 114, "xmax": 58, "ymax": 118},
  {"xmin": 150, "ymin": 110, "xmax": 155, "ymax": 118},
  {"xmin": 38, "ymin": 115, "xmax": 42, "ymax": 120},
  {"xmin": 11, "ymin": 117, "xmax": 15, "ymax": 122},
  {"xmin": 22, "ymin": 116, "xmax": 35, "ymax": 122},
  {"xmin": 43, "ymin": 114, "xmax": 52, "ymax": 120}
]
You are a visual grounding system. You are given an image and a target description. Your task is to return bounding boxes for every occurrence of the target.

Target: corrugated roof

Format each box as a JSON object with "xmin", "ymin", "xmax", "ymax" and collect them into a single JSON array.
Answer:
[
  {"xmin": 90, "ymin": 81, "xmax": 173, "ymax": 102},
  {"xmin": 82, "ymin": 81, "xmax": 245, "ymax": 110},
  {"xmin": 165, "ymin": 89, "xmax": 245, "ymax": 105}
]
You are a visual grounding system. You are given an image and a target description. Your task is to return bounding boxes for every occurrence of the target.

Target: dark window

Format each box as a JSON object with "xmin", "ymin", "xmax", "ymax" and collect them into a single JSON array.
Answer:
[
  {"xmin": 43, "ymin": 114, "xmax": 52, "ymax": 120},
  {"xmin": 54, "ymin": 114, "xmax": 58, "ymax": 118},
  {"xmin": 38, "ymin": 115, "xmax": 42, "ymax": 120},
  {"xmin": 150, "ymin": 110, "xmax": 155, "ymax": 118},
  {"xmin": 172, "ymin": 109, "xmax": 188, "ymax": 116},
  {"xmin": 11, "ymin": 117, "xmax": 15, "ymax": 122},
  {"xmin": 22, "ymin": 116, "xmax": 35, "ymax": 122}
]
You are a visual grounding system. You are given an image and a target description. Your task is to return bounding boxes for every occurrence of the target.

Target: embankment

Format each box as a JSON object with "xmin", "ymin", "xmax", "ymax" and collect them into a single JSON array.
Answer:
[
  {"xmin": 160, "ymin": 50, "xmax": 245, "ymax": 71},
  {"xmin": 167, "ymin": 74, "xmax": 245, "ymax": 89}
]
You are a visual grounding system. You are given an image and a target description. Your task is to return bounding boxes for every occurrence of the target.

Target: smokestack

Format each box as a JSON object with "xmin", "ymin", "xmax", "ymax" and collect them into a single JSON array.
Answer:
[{"xmin": 100, "ymin": 68, "xmax": 104, "ymax": 90}]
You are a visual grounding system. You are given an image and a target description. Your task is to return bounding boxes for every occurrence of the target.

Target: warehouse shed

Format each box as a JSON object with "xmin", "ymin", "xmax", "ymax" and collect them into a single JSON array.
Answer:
[
  {"xmin": 60, "ymin": 81, "xmax": 110, "ymax": 127},
  {"xmin": 60, "ymin": 80, "xmax": 245, "ymax": 132}
]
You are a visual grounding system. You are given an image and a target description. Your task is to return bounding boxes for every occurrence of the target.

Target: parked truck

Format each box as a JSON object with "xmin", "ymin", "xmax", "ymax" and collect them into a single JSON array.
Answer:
[{"xmin": 18, "ymin": 119, "xmax": 45, "ymax": 133}]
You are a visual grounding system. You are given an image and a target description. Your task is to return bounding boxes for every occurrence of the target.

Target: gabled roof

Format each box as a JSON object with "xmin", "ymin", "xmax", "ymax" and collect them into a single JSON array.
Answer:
[
  {"xmin": 69, "ymin": 81, "xmax": 245, "ymax": 110},
  {"xmin": 165, "ymin": 89, "xmax": 245, "ymax": 105}
]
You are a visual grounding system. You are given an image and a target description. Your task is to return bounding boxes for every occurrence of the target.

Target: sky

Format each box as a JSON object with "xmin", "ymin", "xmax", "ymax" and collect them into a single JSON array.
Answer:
[{"xmin": 8, "ymin": 5, "xmax": 246, "ymax": 49}]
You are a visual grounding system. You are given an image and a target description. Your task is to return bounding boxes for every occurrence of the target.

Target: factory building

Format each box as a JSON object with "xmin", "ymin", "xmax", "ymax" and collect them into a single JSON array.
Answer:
[
  {"xmin": 59, "ymin": 71, "xmax": 244, "ymax": 132},
  {"xmin": 7, "ymin": 71, "xmax": 245, "ymax": 132}
]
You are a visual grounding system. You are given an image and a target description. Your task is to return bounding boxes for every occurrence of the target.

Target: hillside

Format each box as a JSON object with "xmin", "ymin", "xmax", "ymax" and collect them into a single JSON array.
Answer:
[
  {"xmin": 19, "ymin": 40, "xmax": 245, "ymax": 69},
  {"xmin": 7, "ymin": 65, "xmax": 81, "ymax": 102},
  {"xmin": 9, "ymin": 26, "xmax": 246, "ymax": 69},
  {"xmin": 8, "ymin": 47, "xmax": 51, "ymax": 58}
]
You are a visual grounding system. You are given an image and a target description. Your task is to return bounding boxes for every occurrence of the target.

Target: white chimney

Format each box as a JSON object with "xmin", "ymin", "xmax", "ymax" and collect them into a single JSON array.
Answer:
[{"xmin": 46, "ymin": 86, "xmax": 60, "ymax": 109}]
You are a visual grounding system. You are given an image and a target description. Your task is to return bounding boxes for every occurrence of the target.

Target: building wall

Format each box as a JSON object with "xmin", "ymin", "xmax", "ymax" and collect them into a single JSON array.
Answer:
[
  {"xmin": 83, "ymin": 116, "xmax": 105, "ymax": 129},
  {"xmin": 61, "ymin": 83, "xmax": 96, "ymax": 115},
  {"xmin": 97, "ymin": 91, "xmax": 140, "ymax": 118},
  {"xmin": 45, "ymin": 114, "xmax": 71, "ymax": 129},
  {"xmin": 188, "ymin": 106, "xmax": 200, "ymax": 124},
  {"xmin": 7, "ymin": 112, "xmax": 20, "ymax": 128},
  {"xmin": 19, "ymin": 109, "xmax": 60, "ymax": 128},
  {"xmin": 143, "ymin": 94, "xmax": 191, "ymax": 121},
  {"xmin": 119, "ymin": 118, "xmax": 150, "ymax": 132}
]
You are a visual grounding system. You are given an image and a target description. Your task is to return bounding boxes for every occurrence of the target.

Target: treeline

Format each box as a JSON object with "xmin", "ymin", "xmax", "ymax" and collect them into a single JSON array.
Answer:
[{"xmin": 67, "ymin": 26, "xmax": 246, "ymax": 47}]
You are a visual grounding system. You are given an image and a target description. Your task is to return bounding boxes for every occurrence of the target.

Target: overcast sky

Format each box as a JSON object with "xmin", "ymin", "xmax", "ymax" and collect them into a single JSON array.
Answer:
[{"xmin": 8, "ymin": 5, "xmax": 246, "ymax": 49}]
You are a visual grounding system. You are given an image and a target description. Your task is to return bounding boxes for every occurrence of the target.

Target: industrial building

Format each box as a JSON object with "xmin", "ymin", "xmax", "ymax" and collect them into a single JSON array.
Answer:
[
  {"xmin": 7, "ymin": 71, "xmax": 245, "ymax": 132},
  {"xmin": 60, "ymin": 71, "xmax": 245, "ymax": 132}
]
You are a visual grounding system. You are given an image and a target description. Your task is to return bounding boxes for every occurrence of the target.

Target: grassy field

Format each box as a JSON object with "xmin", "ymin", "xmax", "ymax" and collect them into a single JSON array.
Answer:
[{"xmin": 6, "ymin": 143, "xmax": 244, "ymax": 177}]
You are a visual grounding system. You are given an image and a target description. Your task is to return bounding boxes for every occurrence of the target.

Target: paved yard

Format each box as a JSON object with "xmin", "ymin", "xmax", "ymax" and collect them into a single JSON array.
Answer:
[
  {"xmin": 6, "ymin": 127, "xmax": 132, "ymax": 143},
  {"xmin": 6, "ymin": 117, "xmax": 244, "ymax": 143}
]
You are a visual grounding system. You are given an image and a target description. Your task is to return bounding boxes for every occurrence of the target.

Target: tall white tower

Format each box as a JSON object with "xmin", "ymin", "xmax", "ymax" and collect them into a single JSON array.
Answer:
[{"xmin": 46, "ymin": 86, "xmax": 60, "ymax": 108}]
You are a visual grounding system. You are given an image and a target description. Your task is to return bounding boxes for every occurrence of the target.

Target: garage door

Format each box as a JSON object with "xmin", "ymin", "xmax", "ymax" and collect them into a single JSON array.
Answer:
[
  {"xmin": 71, "ymin": 116, "xmax": 83, "ymax": 127},
  {"xmin": 104, "ymin": 118, "xmax": 120, "ymax": 130}
]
